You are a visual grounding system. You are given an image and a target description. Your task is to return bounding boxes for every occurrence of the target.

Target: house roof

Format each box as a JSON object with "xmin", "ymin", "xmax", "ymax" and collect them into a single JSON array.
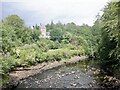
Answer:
[{"xmin": 40, "ymin": 24, "xmax": 46, "ymax": 29}]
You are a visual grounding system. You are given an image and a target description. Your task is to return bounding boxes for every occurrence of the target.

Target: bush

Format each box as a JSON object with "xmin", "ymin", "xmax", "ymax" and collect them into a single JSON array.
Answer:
[
  {"xmin": 1, "ymin": 56, "xmax": 17, "ymax": 73},
  {"xmin": 1, "ymin": 33, "xmax": 85, "ymax": 73},
  {"xmin": 41, "ymin": 49, "xmax": 85, "ymax": 62},
  {"xmin": 60, "ymin": 44, "xmax": 77, "ymax": 50}
]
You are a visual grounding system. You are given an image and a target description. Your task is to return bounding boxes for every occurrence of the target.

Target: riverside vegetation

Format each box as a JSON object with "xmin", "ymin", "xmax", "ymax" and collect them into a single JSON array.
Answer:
[{"xmin": 0, "ymin": 1, "xmax": 120, "ymax": 88}]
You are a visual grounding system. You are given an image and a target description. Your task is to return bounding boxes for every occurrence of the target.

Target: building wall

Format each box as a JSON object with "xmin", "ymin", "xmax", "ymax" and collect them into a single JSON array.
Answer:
[
  {"xmin": 40, "ymin": 24, "xmax": 50, "ymax": 38},
  {"xmin": 41, "ymin": 28, "xmax": 46, "ymax": 36}
]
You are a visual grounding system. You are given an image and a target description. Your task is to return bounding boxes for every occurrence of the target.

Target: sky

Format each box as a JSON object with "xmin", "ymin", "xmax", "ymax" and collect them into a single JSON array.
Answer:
[{"xmin": 1, "ymin": 0, "xmax": 109, "ymax": 26}]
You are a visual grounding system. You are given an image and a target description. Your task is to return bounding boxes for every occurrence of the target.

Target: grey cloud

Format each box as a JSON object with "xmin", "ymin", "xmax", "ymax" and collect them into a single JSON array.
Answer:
[{"xmin": 1, "ymin": 0, "xmax": 109, "ymax": 26}]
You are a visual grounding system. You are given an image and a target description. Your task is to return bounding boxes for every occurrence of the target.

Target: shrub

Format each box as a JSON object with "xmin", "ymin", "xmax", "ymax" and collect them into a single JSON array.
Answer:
[
  {"xmin": 60, "ymin": 44, "xmax": 77, "ymax": 50},
  {"xmin": 1, "ymin": 56, "xmax": 17, "ymax": 73},
  {"xmin": 1, "ymin": 43, "xmax": 85, "ymax": 74}
]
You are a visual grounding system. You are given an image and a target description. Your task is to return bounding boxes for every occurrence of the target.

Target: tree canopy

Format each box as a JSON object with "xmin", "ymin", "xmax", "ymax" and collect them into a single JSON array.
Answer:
[
  {"xmin": 3, "ymin": 15, "xmax": 24, "ymax": 28},
  {"xmin": 98, "ymin": 1, "xmax": 120, "ymax": 75}
]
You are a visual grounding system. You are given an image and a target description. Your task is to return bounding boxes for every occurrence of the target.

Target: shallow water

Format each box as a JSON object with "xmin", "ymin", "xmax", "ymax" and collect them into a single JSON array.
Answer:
[{"xmin": 15, "ymin": 60, "xmax": 100, "ymax": 88}]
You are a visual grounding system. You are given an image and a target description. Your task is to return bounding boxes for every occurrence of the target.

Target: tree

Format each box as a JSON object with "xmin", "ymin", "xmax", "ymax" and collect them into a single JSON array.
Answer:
[
  {"xmin": 3, "ymin": 15, "xmax": 24, "ymax": 28},
  {"xmin": 98, "ymin": 1, "xmax": 120, "ymax": 75},
  {"xmin": 35, "ymin": 24, "xmax": 39, "ymax": 30},
  {"xmin": 91, "ymin": 14, "xmax": 102, "ymax": 54},
  {"xmin": 31, "ymin": 29, "xmax": 40, "ymax": 41},
  {"xmin": 50, "ymin": 28, "xmax": 64, "ymax": 42},
  {"xmin": 1, "ymin": 22, "xmax": 20, "ymax": 53},
  {"xmin": 1, "ymin": 15, "xmax": 35, "ymax": 54}
]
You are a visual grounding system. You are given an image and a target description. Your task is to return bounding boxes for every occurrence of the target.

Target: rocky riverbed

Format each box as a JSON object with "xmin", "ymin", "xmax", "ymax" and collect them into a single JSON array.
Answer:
[
  {"xmin": 2, "ymin": 56, "xmax": 120, "ymax": 89},
  {"xmin": 9, "ymin": 56, "xmax": 87, "ymax": 80},
  {"xmin": 15, "ymin": 59, "xmax": 120, "ymax": 89},
  {"xmin": 2, "ymin": 56, "xmax": 88, "ymax": 89},
  {"xmin": 14, "ymin": 60, "xmax": 101, "ymax": 89}
]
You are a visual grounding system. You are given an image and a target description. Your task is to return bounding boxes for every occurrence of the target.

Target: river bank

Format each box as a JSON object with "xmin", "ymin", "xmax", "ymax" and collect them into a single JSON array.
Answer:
[{"xmin": 1, "ymin": 56, "xmax": 88, "ymax": 90}]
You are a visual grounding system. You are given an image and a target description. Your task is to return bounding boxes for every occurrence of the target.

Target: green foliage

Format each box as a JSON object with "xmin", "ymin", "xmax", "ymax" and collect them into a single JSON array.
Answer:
[
  {"xmin": 1, "ymin": 23, "xmax": 21, "ymax": 53},
  {"xmin": 1, "ymin": 14, "xmax": 90, "ymax": 76},
  {"xmin": 62, "ymin": 32, "xmax": 72, "ymax": 44},
  {"xmin": 46, "ymin": 22, "xmax": 95, "ymax": 56},
  {"xmin": 1, "ymin": 1, "xmax": 119, "ymax": 82},
  {"xmin": 91, "ymin": 15, "xmax": 102, "ymax": 53},
  {"xmin": 50, "ymin": 28, "xmax": 64, "ymax": 42},
  {"xmin": 36, "ymin": 39, "xmax": 60, "ymax": 51},
  {"xmin": 31, "ymin": 29, "xmax": 40, "ymax": 41},
  {"xmin": 98, "ymin": 1, "xmax": 120, "ymax": 75},
  {"xmin": 34, "ymin": 24, "xmax": 40, "ymax": 30},
  {"xmin": 60, "ymin": 44, "xmax": 77, "ymax": 50},
  {"xmin": 1, "ymin": 55, "xmax": 16, "ymax": 73},
  {"xmin": 1, "ymin": 15, "xmax": 42, "ymax": 54},
  {"xmin": 67, "ymin": 35, "xmax": 90, "ymax": 55},
  {"xmin": 1, "ymin": 47, "xmax": 84, "ymax": 74},
  {"xmin": 36, "ymin": 49, "xmax": 85, "ymax": 62},
  {"xmin": 3, "ymin": 15, "xmax": 24, "ymax": 28}
]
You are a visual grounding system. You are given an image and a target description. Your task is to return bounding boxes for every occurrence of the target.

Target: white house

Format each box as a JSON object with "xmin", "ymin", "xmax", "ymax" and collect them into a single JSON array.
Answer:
[{"xmin": 39, "ymin": 24, "xmax": 50, "ymax": 38}]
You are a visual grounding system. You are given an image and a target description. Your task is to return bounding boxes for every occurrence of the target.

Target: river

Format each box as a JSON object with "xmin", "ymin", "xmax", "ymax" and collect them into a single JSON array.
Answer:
[{"xmin": 14, "ymin": 60, "xmax": 102, "ymax": 89}]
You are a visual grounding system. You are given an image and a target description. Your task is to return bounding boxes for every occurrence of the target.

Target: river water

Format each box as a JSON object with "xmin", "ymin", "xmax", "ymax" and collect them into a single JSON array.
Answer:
[{"xmin": 15, "ymin": 60, "xmax": 101, "ymax": 88}]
